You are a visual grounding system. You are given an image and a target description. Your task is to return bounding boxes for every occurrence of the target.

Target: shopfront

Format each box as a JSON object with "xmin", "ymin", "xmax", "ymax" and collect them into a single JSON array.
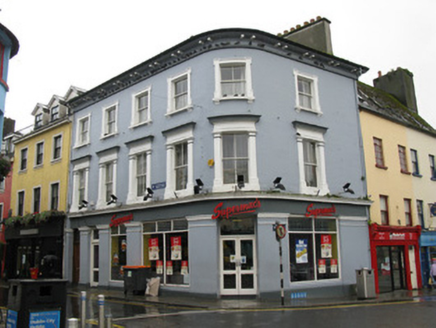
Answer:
[
  {"xmin": 67, "ymin": 197, "xmax": 371, "ymax": 299},
  {"xmin": 419, "ymin": 231, "xmax": 436, "ymax": 288},
  {"xmin": 369, "ymin": 223, "xmax": 422, "ymax": 293}
]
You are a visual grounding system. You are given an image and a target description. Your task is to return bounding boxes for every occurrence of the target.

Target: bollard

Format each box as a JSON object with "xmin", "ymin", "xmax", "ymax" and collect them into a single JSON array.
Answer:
[
  {"xmin": 106, "ymin": 314, "xmax": 113, "ymax": 328},
  {"xmin": 68, "ymin": 318, "xmax": 79, "ymax": 328},
  {"xmin": 98, "ymin": 294, "xmax": 105, "ymax": 328},
  {"xmin": 81, "ymin": 291, "xmax": 87, "ymax": 328}
]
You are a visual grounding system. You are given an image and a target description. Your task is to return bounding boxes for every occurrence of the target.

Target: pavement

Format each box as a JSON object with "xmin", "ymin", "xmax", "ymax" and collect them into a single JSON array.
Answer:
[{"xmin": 67, "ymin": 284, "xmax": 436, "ymax": 311}]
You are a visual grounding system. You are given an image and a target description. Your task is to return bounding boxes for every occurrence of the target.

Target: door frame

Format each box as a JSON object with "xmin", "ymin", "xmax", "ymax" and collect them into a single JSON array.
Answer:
[{"xmin": 219, "ymin": 235, "xmax": 257, "ymax": 296}]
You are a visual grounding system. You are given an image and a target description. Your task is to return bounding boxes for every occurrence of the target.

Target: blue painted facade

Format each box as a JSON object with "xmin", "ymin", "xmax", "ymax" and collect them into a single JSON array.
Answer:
[
  {"xmin": 0, "ymin": 23, "xmax": 19, "ymax": 142},
  {"xmin": 66, "ymin": 28, "xmax": 371, "ymax": 299}
]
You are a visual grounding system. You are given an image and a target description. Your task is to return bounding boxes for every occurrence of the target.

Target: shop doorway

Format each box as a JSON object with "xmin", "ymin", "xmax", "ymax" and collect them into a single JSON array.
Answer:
[
  {"xmin": 377, "ymin": 246, "xmax": 407, "ymax": 293},
  {"xmin": 220, "ymin": 236, "xmax": 257, "ymax": 295}
]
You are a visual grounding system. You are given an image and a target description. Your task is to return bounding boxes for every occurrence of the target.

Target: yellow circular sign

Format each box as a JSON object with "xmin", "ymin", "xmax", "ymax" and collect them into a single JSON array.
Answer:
[{"xmin": 276, "ymin": 224, "xmax": 286, "ymax": 239}]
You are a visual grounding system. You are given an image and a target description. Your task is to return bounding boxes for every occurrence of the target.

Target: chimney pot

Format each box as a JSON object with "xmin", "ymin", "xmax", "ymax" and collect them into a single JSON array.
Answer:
[{"xmin": 378, "ymin": 71, "xmax": 382, "ymax": 77}]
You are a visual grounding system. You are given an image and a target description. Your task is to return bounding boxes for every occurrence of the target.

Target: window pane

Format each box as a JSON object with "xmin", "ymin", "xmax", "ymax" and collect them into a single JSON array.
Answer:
[
  {"xmin": 315, "ymin": 234, "xmax": 339, "ymax": 280},
  {"xmin": 303, "ymin": 141, "xmax": 317, "ymax": 187},
  {"xmin": 143, "ymin": 222, "xmax": 156, "ymax": 233},
  {"xmin": 288, "ymin": 217, "xmax": 313, "ymax": 231},
  {"xmin": 173, "ymin": 219, "xmax": 188, "ymax": 231},
  {"xmin": 158, "ymin": 221, "xmax": 171, "ymax": 232},
  {"xmin": 290, "ymin": 233, "xmax": 314, "ymax": 281},
  {"xmin": 315, "ymin": 219, "xmax": 337, "ymax": 232}
]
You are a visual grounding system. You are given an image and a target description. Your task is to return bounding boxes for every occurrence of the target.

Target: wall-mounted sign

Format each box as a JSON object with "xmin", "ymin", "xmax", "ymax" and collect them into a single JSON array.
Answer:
[
  {"xmin": 296, "ymin": 239, "xmax": 308, "ymax": 264},
  {"xmin": 212, "ymin": 198, "xmax": 261, "ymax": 220},
  {"xmin": 109, "ymin": 213, "xmax": 133, "ymax": 227},
  {"xmin": 171, "ymin": 236, "xmax": 182, "ymax": 260},
  {"xmin": 152, "ymin": 182, "xmax": 166, "ymax": 190},
  {"xmin": 305, "ymin": 204, "xmax": 336, "ymax": 219},
  {"xmin": 373, "ymin": 232, "xmax": 419, "ymax": 241},
  {"xmin": 275, "ymin": 224, "xmax": 287, "ymax": 240}
]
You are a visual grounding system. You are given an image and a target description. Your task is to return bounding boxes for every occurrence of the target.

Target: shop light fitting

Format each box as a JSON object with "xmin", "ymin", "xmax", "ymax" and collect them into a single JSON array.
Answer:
[
  {"xmin": 342, "ymin": 183, "xmax": 354, "ymax": 194},
  {"xmin": 79, "ymin": 200, "xmax": 88, "ymax": 210},
  {"xmin": 107, "ymin": 194, "xmax": 118, "ymax": 205},
  {"xmin": 143, "ymin": 188, "xmax": 154, "ymax": 201},
  {"xmin": 273, "ymin": 177, "xmax": 286, "ymax": 190},
  {"xmin": 194, "ymin": 179, "xmax": 204, "ymax": 194},
  {"xmin": 237, "ymin": 175, "xmax": 245, "ymax": 189}
]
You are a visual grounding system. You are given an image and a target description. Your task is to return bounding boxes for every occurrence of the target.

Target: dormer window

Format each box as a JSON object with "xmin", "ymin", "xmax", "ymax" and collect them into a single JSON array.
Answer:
[
  {"xmin": 35, "ymin": 113, "xmax": 43, "ymax": 128},
  {"xmin": 51, "ymin": 106, "xmax": 59, "ymax": 121}
]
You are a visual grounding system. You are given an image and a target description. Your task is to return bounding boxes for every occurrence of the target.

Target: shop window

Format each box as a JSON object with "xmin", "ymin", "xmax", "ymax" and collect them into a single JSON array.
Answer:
[
  {"xmin": 110, "ymin": 225, "xmax": 127, "ymax": 281},
  {"xmin": 143, "ymin": 219, "xmax": 189, "ymax": 286},
  {"xmin": 288, "ymin": 217, "xmax": 339, "ymax": 282}
]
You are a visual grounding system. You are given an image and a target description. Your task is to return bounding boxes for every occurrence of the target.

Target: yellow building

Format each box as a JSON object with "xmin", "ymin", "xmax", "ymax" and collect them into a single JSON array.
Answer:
[
  {"xmin": 5, "ymin": 86, "xmax": 84, "ymax": 279},
  {"xmin": 358, "ymin": 68, "xmax": 436, "ymax": 294}
]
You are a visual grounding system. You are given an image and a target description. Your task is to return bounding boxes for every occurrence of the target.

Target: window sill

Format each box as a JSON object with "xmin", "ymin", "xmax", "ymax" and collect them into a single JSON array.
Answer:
[
  {"xmin": 375, "ymin": 164, "xmax": 388, "ymax": 170},
  {"xmin": 412, "ymin": 173, "xmax": 422, "ymax": 178},
  {"xmin": 100, "ymin": 132, "xmax": 118, "ymax": 140},
  {"xmin": 129, "ymin": 120, "xmax": 152, "ymax": 129},
  {"xmin": 431, "ymin": 177, "xmax": 436, "ymax": 181},
  {"xmin": 34, "ymin": 164, "xmax": 44, "ymax": 170},
  {"xmin": 166, "ymin": 106, "xmax": 193, "ymax": 117},
  {"xmin": 400, "ymin": 170, "xmax": 411, "ymax": 175},
  {"xmin": 213, "ymin": 95, "xmax": 255, "ymax": 104},
  {"xmin": 73, "ymin": 142, "xmax": 90, "ymax": 150},
  {"xmin": 295, "ymin": 106, "xmax": 323, "ymax": 116},
  {"xmin": 51, "ymin": 158, "xmax": 62, "ymax": 164}
]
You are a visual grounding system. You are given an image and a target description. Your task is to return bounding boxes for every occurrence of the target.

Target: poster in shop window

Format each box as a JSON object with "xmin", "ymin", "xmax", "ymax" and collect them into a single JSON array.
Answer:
[
  {"xmin": 296, "ymin": 239, "xmax": 308, "ymax": 264},
  {"xmin": 166, "ymin": 261, "xmax": 173, "ymax": 275},
  {"xmin": 149, "ymin": 238, "xmax": 159, "ymax": 260},
  {"xmin": 321, "ymin": 234, "xmax": 332, "ymax": 258},
  {"xmin": 331, "ymin": 259, "xmax": 338, "ymax": 273},
  {"xmin": 181, "ymin": 260, "xmax": 188, "ymax": 275},
  {"xmin": 171, "ymin": 236, "xmax": 182, "ymax": 260},
  {"xmin": 156, "ymin": 260, "xmax": 163, "ymax": 274},
  {"xmin": 318, "ymin": 259, "xmax": 326, "ymax": 274}
]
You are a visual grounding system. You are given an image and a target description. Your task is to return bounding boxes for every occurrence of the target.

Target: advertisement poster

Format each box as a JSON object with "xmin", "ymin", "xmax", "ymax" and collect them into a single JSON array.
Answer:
[
  {"xmin": 331, "ymin": 259, "xmax": 338, "ymax": 273},
  {"xmin": 156, "ymin": 260, "xmax": 163, "ymax": 274},
  {"xmin": 318, "ymin": 259, "xmax": 326, "ymax": 274},
  {"xmin": 171, "ymin": 236, "xmax": 182, "ymax": 260},
  {"xmin": 296, "ymin": 239, "xmax": 308, "ymax": 264},
  {"xmin": 6, "ymin": 309, "xmax": 17, "ymax": 328},
  {"xmin": 29, "ymin": 310, "xmax": 61, "ymax": 328},
  {"xmin": 181, "ymin": 260, "xmax": 188, "ymax": 275},
  {"xmin": 166, "ymin": 261, "xmax": 173, "ymax": 275},
  {"xmin": 321, "ymin": 234, "xmax": 332, "ymax": 258},
  {"xmin": 148, "ymin": 238, "xmax": 159, "ymax": 260}
]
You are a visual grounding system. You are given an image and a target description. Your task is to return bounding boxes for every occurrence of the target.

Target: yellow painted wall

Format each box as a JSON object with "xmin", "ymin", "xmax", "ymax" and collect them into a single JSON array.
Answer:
[
  {"xmin": 360, "ymin": 111, "xmax": 414, "ymax": 225},
  {"xmin": 11, "ymin": 121, "xmax": 71, "ymax": 215},
  {"xmin": 407, "ymin": 128, "xmax": 436, "ymax": 229}
]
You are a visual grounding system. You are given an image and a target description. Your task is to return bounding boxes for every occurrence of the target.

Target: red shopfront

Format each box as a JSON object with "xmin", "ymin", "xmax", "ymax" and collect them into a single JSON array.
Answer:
[{"xmin": 369, "ymin": 223, "xmax": 422, "ymax": 293}]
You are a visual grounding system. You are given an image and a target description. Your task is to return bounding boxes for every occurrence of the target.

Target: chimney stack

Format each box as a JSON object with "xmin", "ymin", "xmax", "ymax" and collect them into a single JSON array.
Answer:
[
  {"xmin": 281, "ymin": 17, "xmax": 333, "ymax": 55},
  {"xmin": 373, "ymin": 68, "xmax": 418, "ymax": 114}
]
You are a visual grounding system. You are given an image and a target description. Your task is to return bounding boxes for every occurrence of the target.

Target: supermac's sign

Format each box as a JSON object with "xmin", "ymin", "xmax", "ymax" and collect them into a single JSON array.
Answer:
[
  {"xmin": 212, "ymin": 199, "xmax": 261, "ymax": 220},
  {"xmin": 110, "ymin": 213, "xmax": 133, "ymax": 227},
  {"xmin": 305, "ymin": 204, "xmax": 336, "ymax": 219}
]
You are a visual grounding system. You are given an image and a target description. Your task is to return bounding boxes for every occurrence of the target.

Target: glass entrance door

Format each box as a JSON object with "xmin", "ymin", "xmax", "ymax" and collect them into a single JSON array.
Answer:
[
  {"xmin": 377, "ymin": 246, "xmax": 406, "ymax": 293},
  {"xmin": 220, "ymin": 236, "xmax": 256, "ymax": 295}
]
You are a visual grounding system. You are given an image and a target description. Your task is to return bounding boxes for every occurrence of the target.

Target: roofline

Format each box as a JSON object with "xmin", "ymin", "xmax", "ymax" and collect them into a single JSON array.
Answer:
[
  {"xmin": 68, "ymin": 27, "xmax": 368, "ymax": 110},
  {"xmin": 0, "ymin": 23, "xmax": 19, "ymax": 58}
]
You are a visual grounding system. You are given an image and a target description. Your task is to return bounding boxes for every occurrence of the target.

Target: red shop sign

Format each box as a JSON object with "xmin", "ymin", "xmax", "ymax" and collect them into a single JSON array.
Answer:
[
  {"xmin": 109, "ymin": 213, "xmax": 133, "ymax": 227},
  {"xmin": 305, "ymin": 204, "xmax": 336, "ymax": 219},
  {"xmin": 374, "ymin": 232, "xmax": 418, "ymax": 241},
  {"xmin": 212, "ymin": 198, "xmax": 261, "ymax": 220}
]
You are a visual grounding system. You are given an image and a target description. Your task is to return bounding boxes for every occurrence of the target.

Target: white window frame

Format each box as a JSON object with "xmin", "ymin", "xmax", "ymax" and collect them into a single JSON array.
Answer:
[
  {"xmin": 164, "ymin": 125, "xmax": 194, "ymax": 199},
  {"xmin": 211, "ymin": 118, "xmax": 260, "ymax": 193},
  {"xmin": 131, "ymin": 87, "xmax": 152, "ymax": 127},
  {"xmin": 295, "ymin": 124, "xmax": 329, "ymax": 195},
  {"xmin": 167, "ymin": 69, "xmax": 192, "ymax": 115},
  {"xmin": 127, "ymin": 139, "xmax": 152, "ymax": 204},
  {"xmin": 71, "ymin": 158, "xmax": 90, "ymax": 212},
  {"xmin": 213, "ymin": 58, "xmax": 254, "ymax": 104},
  {"xmin": 75, "ymin": 114, "xmax": 91, "ymax": 148},
  {"xmin": 49, "ymin": 181, "xmax": 60, "ymax": 211},
  {"xmin": 97, "ymin": 149, "xmax": 118, "ymax": 209},
  {"xmin": 294, "ymin": 70, "xmax": 322, "ymax": 115},
  {"xmin": 34, "ymin": 141, "xmax": 44, "ymax": 167},
  {"xmin": 52, "ymin": 133, "xmax": 63, "ymax": 162},
  {"xmin": 19, "ymin": 147, "xmax": 28, "ymax": 172},
  {"xmin": 101, "ymin": 103, "xmax": 118, "ymax": 138}
]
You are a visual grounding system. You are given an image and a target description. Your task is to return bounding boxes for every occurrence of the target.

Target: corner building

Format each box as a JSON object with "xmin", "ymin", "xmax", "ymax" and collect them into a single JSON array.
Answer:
[{"xmin": 66, "ymin": 20, "xmax": 372, "ymax": 299}]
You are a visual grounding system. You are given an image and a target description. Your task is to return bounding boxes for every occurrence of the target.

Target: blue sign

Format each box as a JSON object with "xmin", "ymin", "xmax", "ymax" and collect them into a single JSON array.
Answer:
[
  {"xmin": 29, "ymin": 310, "xmax": 60, "ymax": 328},
  {"xmin": 152, "ymin": 182, "xmax": 166, "ymax": 190},
  {"xmin": 6, "ymin": 309, "xmax": 18, "ymax": 328}
]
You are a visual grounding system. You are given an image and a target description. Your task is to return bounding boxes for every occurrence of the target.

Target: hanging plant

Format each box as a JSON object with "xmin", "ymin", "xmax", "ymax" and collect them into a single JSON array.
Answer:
[{"xmin": 0, "ymin": 156, "xmax": 11, "ymax": 182}]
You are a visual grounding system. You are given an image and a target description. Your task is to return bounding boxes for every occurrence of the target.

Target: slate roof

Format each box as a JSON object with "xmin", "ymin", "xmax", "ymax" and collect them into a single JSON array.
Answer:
[{"xmin": 358, "ymin": 81, "xmax": 436, "ymax": 137}]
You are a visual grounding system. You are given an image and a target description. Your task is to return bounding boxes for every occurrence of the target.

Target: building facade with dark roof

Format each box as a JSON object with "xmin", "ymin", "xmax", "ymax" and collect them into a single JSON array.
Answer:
[
  {"xmin": 358, "ymin": 68, "xmax": 436, "ymax": 293},
  {"xmin": 65, "ymin": 20, "xmax": 371, "ymax": 299}
]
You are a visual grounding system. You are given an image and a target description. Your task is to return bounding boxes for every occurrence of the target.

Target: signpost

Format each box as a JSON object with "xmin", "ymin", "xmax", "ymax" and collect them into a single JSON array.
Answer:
[{"xmin": 273, "ymin": 222, "xmax": 286, "ymax": 306}]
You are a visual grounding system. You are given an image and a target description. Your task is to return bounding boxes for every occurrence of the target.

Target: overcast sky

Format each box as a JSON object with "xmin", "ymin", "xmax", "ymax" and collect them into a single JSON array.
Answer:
[{"xmin": 2, "ymin": 0, "xmax": 435, "ymax": 130}]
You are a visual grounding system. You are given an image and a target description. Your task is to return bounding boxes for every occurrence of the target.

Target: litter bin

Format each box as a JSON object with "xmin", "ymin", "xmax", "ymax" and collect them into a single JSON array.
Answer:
[
  {"xmin": 356, "ymin": 268, "xmax": 376, "ymax": 299},
  {"xmin": 6, "ymin": 279, "xmax": 67, "ymax": 328},
  {"xmin": 123, "ymin": 266, "xmax": 152, "ymax": 295}
]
